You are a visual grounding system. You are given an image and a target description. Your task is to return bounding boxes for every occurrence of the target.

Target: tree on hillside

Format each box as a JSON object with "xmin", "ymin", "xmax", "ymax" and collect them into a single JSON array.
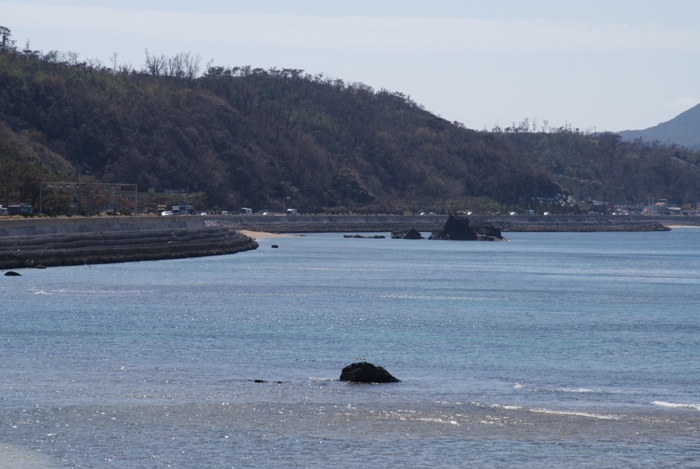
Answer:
[{"xmin": 0, "ymin": 26, "xmax": 15, "ymax": 51}]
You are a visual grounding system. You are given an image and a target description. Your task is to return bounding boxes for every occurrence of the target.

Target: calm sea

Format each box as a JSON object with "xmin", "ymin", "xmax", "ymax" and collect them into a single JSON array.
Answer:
[{"xmin": 1, "ymin": 229, "xmax": 699, "ymax": 468}]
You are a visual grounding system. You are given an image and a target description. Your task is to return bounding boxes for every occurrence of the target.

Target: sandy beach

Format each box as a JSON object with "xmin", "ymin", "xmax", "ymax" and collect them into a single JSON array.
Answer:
[{"xmin": 238, "ymin": 230, "xmax": 298, "ymax": 239}]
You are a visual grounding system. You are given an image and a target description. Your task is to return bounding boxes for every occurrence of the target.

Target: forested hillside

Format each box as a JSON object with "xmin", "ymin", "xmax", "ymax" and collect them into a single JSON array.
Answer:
[{"xmin": 1, "ymin": 26, "xmax": 699, "ymax": 215}]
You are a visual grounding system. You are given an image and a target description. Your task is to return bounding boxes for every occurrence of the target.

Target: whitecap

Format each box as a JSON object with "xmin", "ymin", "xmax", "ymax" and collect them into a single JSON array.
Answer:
[
  {"xmin": 470, "ymin": 401, "xmax": 523, "ymax": 411},
  {"xmin": 415, "ymin": 417, "xmax": 460, "ymax": 426},
  {"xmin": 529, "ymin": 408, "xmax": 620, "ymax": 420},
  {"xmin": 532, "ymin": 386, "xmax": 595, "ymax": 394},
  {"xmin": 488, "ymin": 403, "xmax": 524, "ymax": 411},
  {"xmin": 651, "ymin": 401, "xmax": 700, "ymax": 411}
]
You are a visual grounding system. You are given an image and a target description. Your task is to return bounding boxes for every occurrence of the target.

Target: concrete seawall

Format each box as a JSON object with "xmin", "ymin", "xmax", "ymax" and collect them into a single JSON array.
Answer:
[
  {"xmin": 0, "ymin": 216, "xmax": 208, "ymax": 237},
  {"xmin": 0, "ymin": 213, "xmax": 691, "ymax": 237},
  {"xmin": 0, "ymin": 214, "xmax": 447, "ymax": 237},
  {"xmin": 0, "ymin": 217, "xmax": 258, "ymax": 270}
]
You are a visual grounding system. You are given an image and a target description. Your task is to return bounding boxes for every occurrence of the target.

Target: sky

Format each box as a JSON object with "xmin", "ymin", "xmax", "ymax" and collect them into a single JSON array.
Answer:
[{"xmin": 2, "ymin": 0, "xmax": 699, "ymax": 132}]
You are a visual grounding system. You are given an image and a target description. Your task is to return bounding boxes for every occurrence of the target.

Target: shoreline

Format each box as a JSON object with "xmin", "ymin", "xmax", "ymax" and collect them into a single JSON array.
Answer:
[{"xmin": 0, "ymin": 215, "xmax": 690, "ymax": 270}]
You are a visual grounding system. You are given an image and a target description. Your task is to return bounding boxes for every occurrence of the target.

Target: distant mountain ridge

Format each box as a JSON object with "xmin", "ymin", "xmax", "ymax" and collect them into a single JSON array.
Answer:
[{"xmin": 618, "ymin": 103, "xmax": 700, "ymax": 149}]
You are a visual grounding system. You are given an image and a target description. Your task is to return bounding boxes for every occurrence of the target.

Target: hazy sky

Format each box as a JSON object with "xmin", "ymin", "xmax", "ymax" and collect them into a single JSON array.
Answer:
[{"xmin": 2, "ymin": 0, "xmax": 699, "ymax": 132}]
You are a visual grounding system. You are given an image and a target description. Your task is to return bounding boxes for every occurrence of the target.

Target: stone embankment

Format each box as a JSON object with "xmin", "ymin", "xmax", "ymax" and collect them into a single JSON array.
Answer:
[
  {"xmin": 494, "ymin": 220, "xmax": 671, "ymax": 232},
  {"xmin": 0, "ymin": 220, "xmax": 257, "ymax": 270},
  {"xmin": 225, "ymin": 214, "xmax": 678, "ymax": 233},
  {"xmin": 0, "ymin": 213, "xmax": 685, "ymax": 270}
]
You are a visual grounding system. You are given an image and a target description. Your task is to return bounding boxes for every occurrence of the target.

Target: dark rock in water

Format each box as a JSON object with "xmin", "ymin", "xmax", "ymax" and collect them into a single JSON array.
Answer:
[
  {"xmin": 4, "ymin": 271, "xmax": 21, "ymax": 276},
  {"xmin": 340, "ymin": 362, "xmax": 401, "ymax": 383},
  {"xmin": 429, "ymin": 215, "xmax": 503, "ymax": 241},
  {"xmin": 344, "ymin": 234, "xmax": 386, "ymax": 239},
  {"xmin": 271, "ymin": 245, "xmax": 279, "ymax": 248},
  {"xmin": 429, "ymin": 215, "xmax": 476, "ymax": 240},
  {"xmin": 470, "ymin": 221, "xmax": 502, "ymax": 239},
  {"xmin": 391, "ymin": 228, "xmax": 424, "ymax": 240}
]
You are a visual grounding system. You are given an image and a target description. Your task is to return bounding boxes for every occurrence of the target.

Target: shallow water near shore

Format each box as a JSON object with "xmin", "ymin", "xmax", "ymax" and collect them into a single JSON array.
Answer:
[{"xmin": 1, "ymin": 229, "xmax": 699, "ymax": 467}]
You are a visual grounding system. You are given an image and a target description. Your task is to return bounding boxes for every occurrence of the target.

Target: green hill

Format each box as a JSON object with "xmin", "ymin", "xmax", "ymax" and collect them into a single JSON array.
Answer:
[{"xmin": 2, "ymin": 27, "xmax": 699, "ymax": 215}]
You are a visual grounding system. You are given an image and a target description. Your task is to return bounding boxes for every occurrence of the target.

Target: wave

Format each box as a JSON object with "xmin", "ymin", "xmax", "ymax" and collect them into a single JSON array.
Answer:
[
  {"xmin": 652, "ymin": 401, "xmax": 700, "ymax": 411},
  {"xmin": 513, "ymin": 381, "xmax": 599, "ymax": 394},
  {"xmin": 381, "ymin": 293, "xmax": 497, "ymax": 301},
  {"xmin": 33, "ymin": 288, "xmax": 142, "ymax": 295},
  {"xmin": 414, "ymin": 417, "xmax": 460, "ymax": 426},
  {"xmin": 529, "ymin": 408, "xmax": 621, "ymax": 420},
  {"xmin": 471, "ymin": 401, "xmax": 619, "ymax": 420},
  {"xmin": 471, "ymin": 401, "xmax": 523, "ymax": 411},
  {"xmin": 530, "ymin": 386, "xmax": 596, "ymax": 394},
  {"xmin": 487, "ymin": 403, "xmax": 523, "ymax": 411}
]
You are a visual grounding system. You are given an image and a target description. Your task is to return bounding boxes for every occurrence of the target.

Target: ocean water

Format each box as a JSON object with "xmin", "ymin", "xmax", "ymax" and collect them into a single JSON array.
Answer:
[{"xmin": 1, "ymin": 229, "xmax": 699, "ymax": 468}]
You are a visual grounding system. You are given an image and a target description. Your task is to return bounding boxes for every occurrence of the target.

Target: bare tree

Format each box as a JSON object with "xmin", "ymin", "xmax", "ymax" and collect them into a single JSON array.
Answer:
[
  {"xmin": 144, "ymin": 50, "xmax": 201, "ymax": 80},
  {"xmin": 117, "ymin": 62, "xmax": 134, "ymax": 74},
  {"xmin": 65, "ymin": 51, "xmax": 81, "ymax": 66},
  {"xmin": 43, "ymin": 50, "xmax": 60, "ymax": 63},
  {"xmin": 143, "ymin": 49, "xmax": 167, "ymax": 76},
  {"xmin": 183, "ymin": 52, "xmax": 201, "ymax": 81},
  {"xmin": 22, "ymin": 39, "xmax": 39, "ymax": 58},
  {"xmin": 166, "ymin": 53, "xmax": 184, "ymax": 78}
]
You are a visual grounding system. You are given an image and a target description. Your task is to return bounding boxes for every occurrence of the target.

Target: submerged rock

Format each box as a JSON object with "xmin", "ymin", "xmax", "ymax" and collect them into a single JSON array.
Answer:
[
  {"xmin": 340, "ymin": 362, "xmax": 401, "ymax": 383},
  {"xmin": 4, "ymin": 271, "xmax": 21, "ymax": 276},
  {"xmin": 343, "ymin": 234, "xmax": 386, "ymax": 239}
]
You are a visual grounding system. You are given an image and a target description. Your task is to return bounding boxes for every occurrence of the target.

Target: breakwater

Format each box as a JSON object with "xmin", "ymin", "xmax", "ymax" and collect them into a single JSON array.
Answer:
[
  {"xmin": 0, "ymin": 219, "xmax": 257, "ymax": 270},
  {"xmin": 226, "ymin": 214, "xmax": 677, "ymax": 233},
  {"xmin": 0, "ymin": 213, "xmax": 686, "ymax": 238},
  {"xmin": 0, "ymin": 213, "xmax": 684, "ymax": 270}
]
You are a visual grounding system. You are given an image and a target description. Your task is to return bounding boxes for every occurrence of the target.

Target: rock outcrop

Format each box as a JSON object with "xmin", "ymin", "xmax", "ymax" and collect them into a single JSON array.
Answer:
[
  {"xmin": 391, "ymin": 228, "xmax": 424, "ymax": 239},
  {"xmin": 340, "ymin": 362, "xmax": 401, "ymax": 383},
  {"xmin": 429, "ymin": 215, "xmax": 503, "ymax": 241},
  {"xmin": 343, "ymin": 234, "xmax": 386, "ymax": 239}
]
